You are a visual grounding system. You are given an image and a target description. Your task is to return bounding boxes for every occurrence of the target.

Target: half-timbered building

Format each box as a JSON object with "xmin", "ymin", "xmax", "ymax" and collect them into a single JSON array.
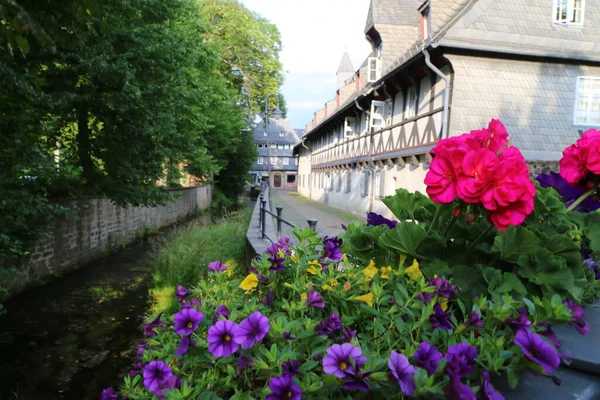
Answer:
[{"xmin": 295, "ymin": 0, "xmax": 600, "ymax": 218}]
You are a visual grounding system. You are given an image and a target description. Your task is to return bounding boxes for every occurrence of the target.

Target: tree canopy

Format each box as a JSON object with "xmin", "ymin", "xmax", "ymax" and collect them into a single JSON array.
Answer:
[{"xmin": 0, "ymin": 0, "xmax": 285, "ymax": 266}]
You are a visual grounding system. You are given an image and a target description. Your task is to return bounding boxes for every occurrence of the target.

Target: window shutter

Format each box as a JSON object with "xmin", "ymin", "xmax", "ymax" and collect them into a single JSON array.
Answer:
[
  {"xmin": 370, "ymin": 101, "xmax": 386, "ymax": 131},
  {"xmin": 344, "ymin": 117, "xmax": 356, "ymax": 137}
]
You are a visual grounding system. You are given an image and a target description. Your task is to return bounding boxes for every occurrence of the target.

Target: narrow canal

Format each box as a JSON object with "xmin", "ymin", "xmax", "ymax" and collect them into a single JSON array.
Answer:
[{"xmin": 0, "ymin": 216, "xmax": 209, "ymax": 400}]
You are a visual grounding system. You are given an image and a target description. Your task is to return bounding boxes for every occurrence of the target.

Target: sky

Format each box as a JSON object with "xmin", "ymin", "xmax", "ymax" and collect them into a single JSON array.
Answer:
[{"xmin": 239, "ymin": 0, "xmax": 372, "ymax": 130}]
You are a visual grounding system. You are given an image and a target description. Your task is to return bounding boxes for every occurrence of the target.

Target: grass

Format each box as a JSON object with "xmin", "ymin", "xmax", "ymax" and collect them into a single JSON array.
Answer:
[
  {"xmin": 288, "ymin": 192, "xmax": 365, "ymax": 225},
  {"xmin": 148, "ymin": 208, "xmax": 252, "ymax": 315}
]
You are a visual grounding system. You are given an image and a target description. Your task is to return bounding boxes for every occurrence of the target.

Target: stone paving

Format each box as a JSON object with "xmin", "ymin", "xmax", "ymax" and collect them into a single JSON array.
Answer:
[{"xmin": 269, "ymin": 190, "xmax": 364, "ymax": 239}]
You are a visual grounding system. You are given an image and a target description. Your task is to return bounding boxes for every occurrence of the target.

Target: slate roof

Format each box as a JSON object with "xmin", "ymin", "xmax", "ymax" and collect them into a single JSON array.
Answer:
[
  {"xmin": 253, "ymin": 118, "xmax": 301, "ymax": 145},
  {"xmin": 337, "ymin": 52, "xmax": 355, "ymax": 73}
]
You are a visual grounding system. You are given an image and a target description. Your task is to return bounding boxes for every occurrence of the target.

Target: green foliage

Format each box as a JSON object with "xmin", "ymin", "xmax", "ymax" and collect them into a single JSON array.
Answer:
[
  {"xmin": 0, "ymin": 0, "xmax": 283, "ymax": 268},
  {"xmin": 122, "ymin": 227, "xmax": 577, "ymax": 399},
  {"xmin": 149, "ymin": 209, "xmax": 252, "ymax": 315},
  {"xmin": 344, "ymin": 187, "xmax": 600, "ymax": 304}
]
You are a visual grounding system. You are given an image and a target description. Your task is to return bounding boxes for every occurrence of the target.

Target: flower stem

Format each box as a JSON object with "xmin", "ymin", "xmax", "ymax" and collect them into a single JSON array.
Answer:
[
  {"xmin": 443, "ymin": 216, "xmax": 458, "ymax": 239},
  {"xmin": 428, "ymin": 205, "xmax": 444, "ymax": 233},
  {"xmin": 466, "ymin": 225, "xmax": 494, "ymax": 253},
  {"xmin": 566, "ymin": 187, "xmax": 597, "ymax": 212}
]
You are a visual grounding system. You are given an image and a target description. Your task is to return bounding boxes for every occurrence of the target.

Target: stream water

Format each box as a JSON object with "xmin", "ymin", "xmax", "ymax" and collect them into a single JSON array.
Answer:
[{"xmin": 0, "ymin": 216, "xmax": 210, "ymax": 400}]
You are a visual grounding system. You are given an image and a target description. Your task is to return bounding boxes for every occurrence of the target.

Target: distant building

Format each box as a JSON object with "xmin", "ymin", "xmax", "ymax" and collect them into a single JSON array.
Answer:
[
  {"xmin": 250, "ymin": 116, "xmax": 302, "ymax": 189},
  {"xmin": 295, "ymin": 0, "xmax": 600, "ymax": 218}
]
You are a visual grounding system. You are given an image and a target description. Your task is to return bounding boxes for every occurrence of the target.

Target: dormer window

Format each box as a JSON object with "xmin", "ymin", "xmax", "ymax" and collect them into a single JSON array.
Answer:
[
  {"xmin": 367, "ymin": 57, "xmax": 381, "ymax": 83},
  {"xmin": 279, "ymin": 131, "xmax": 284, "ymax": 136},
  {"xmin": 421, "ymin": 5, "xmax": 431, "ymax": 39},
  {"xmin": 553, "ymin": 0, "xmax": 584, "ymax": 26}
]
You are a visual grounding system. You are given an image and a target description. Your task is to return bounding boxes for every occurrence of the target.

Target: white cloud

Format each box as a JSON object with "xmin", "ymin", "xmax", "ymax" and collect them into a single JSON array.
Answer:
[{"xmin": 239, "ymin": 0, "xmax": 372, "ymax": 128}]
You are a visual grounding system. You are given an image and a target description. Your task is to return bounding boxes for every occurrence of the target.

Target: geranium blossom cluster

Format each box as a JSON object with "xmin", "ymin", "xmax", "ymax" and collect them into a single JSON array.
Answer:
[
  {"xmin": 559, "ymin": 128, "xmax": 600, "ymax": 187},
  {"xmin": 424, "ymin": 119, "xmax": 535, "ymax": 230}
]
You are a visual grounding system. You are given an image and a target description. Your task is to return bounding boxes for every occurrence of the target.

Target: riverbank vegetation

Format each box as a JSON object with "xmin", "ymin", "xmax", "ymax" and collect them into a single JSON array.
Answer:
[
  {"xmin": 148, "ymin": 208, "xmax": 252, "ymax": 316},
  {"xmin": 0, "ymin": 0, "xmax": 283, "ymax": 270}
]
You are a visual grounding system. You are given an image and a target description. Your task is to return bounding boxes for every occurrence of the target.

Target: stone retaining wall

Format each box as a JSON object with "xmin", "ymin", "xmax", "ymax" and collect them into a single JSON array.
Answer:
[{"xmin": 7, "ymin": 185, "xmax": 212, "ymax": 296}]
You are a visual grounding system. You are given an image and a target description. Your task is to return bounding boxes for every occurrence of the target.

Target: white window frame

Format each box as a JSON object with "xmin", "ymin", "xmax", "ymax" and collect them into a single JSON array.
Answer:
[
  {"xmin": 404, "ymin": 86, "xmax": 417, "ymax": 120},
  {"xmin": 270, "ymin": 144, "xmax": 276, "ymax": 149},
  {"xmin": 375, "ymin": 170, "xmax": 382, "ymax": 198},
  {"xmin": 384, "ymin": 98, "xmax": 394, "ymax": 127},
  {"xmin": 345, "ymin": 170, "xmax": 352, "ymax": 193},
  {"xmin": 553, "ymin": 0, "xmax": 585, "ymax": 26},
  {"xmin": 344, "ymin": 117, "xmax": 356, "ymax": 137},
  {"xmin": 574, "ymin": 76, "xmax": 600, "ymax": 127},
  {"xmin": 283, "ymin": 157, "xmax": 289, "ymax": 165},
  {"xmin": 370, "ymin": 100, "xmax": 386, "ymax": 132},
  {"xmin": 270, "ymin": 157, "xmax": 277, "ymax": 165},
  {"xmin": 257, "ymin": 157, "xmax": 264, "ymax": 165},
  {"xmin": 279, "ymin": 131, "xmax": 284, "ymax": 137},
  {"xmin": 360, "ymin": 170, "xmax": 370, "ymax": 197},
  {"xmin": 367, "ymin": 57, "xmax": 381, "ymax": 83},
  {"xmin": 294, "ymin": 157, "xmax": 298, "ymax": 165}
]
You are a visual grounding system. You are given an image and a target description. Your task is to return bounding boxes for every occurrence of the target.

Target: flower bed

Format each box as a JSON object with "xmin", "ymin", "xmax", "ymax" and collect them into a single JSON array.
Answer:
[{"xmin": 103, "ymin": 120, "xmax": 600, "ymax": 399}]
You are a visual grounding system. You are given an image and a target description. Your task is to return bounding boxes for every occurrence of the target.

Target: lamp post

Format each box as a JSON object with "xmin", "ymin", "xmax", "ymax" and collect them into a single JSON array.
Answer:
[{"xmin": 264, "ymin": 94, "xmax": 283, "ymax": 188}]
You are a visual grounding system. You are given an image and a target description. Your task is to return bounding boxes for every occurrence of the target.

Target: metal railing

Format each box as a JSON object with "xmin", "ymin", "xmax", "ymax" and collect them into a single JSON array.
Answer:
[{"xmin": 257, "ymin": 192, "xmax": 319, "ymax": 243}]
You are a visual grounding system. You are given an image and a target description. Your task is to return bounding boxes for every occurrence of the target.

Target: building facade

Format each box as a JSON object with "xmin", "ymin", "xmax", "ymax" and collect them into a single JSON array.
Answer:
[
  {"xmin": 295, "ymin": 0, "xmax": 600, "ymax": 218},
  {"xmin": 250, "ymin": 117, "xmax": 301, "ymax": 190}
]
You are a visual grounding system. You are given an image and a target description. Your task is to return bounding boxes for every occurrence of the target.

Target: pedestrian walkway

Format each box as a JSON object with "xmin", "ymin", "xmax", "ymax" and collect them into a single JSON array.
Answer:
[{"xmin": 269, "ymin": 190, "xmax": 365, "ymax": 239}]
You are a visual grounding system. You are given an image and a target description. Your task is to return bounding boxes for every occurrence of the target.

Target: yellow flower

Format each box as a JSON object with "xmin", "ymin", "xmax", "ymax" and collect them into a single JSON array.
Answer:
[
  {"xmin": 380, "ymin": 266, "xmax": 392, "ymax": 279},
  {"xmin": 322, "ymin": 284, "xmax": 334, "ymax": 291},
  {"xmin": 400, "ymin": 254, "xmax": 407, "ymax": 266},
  {"xmin": 440, "ymin": 297, "xmax": 449, "ymax": 311},
  {"xmin": 291, "ymin": 254, "xmax": 299, "ymax": 263},
  {"xmin": 343, "ymin": 282, "xmax": 351, "ymax": 292},
  {"xmin": 329, "ymin": 279, "xmax": 339, "ymax": 287},
  {"xmin": 306, "ymin": 266, "xmax": 318, "ymax": 275},
  {"xmin": 301, "ymin": 293, "xmax": 308, "ymax": 302},
  {"xmin": 362, "ymin": 260, "xmax": 378, "ymax": 281},
  {"xmin": 342, "ymin": 253, "xmax": 349, "ymax": 264},
  {"xmin": 404, "ymin": 259, "xmax": 422, "ymax": 281},
  {"xmin": 355, "ymin": 292, "xmax": 374, "ymax": 307},
  {"xmin": 239, "ymin": 274, "xmax": 258, "ymax": 290}
]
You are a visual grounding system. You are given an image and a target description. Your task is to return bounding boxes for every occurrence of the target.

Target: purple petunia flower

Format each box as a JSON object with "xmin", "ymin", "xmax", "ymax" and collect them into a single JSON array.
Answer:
[
  {"xmin": 176, "ymin": 335, "xmax": 191, "ymax": 357},
  {"xmin": 429, "ymin": 276, "xmax": 458, "ymax": 298},
  {"xmin": 143, "ymin": 361, "xmax": 172, "ymax": 392},
  {"xmin": 100, "ymin": 387, "xmax": 118, "ymax": 400},
  {"xmin": 444, "ymin": 375, "xmax": 476, "ymax": 400},
  {"xmin": 208, "ymin": 260, "xmax": 227, "ymax": 273},
  {"xmin": 342, "ymin": 364, "xmax": 373, "ymax": 392},
  {"xmin": 137, "ymin": 340, "xmax": 148, "ymax": 357},
  {"xmin": 414, "ymin": 342, "xmax": 443, "ymax": 375},
  {"xmin": 213, "ymin": 305, "xmax": 230, "ymax": 320},
  {"xmin": 584, "ymin": 258, "xmax": 600, "ymax": 280},
  {"xmin": 322, "ymin": 343, "xmax": 367, "ymax": 378},
  {"xmin": 207, "ymin": 320, "xmax": 240, "ymax": 358},
  {"xmin": 152, "ymin": 375, "xmax": 183, "ymax": 399},
  {"xmin": 182, "ymin": 299, "xmax": 202, "ymax": 309},
  {"xmin": 233, "ymin": 311, "xmax": 270, "ymax": 349},
  {"xmin": 176, "ymin": 285, "xmax": 192, "ymax": 303},
  {"xmin": 514, "ymin": 330, "xmax": 560, "ymax": 374},
  {"xmin": 283, "ymin": 331, "xmax": 296, "ymax": 340},
  {"xmin": 506, "ymin": 308, "xmax": 531, "ymax": 333},
  {"xmin": 536, "ymin": 172, "xmax": 600, "ymax": 212},
  {"xmin": 315, "ymin": 312, "xmax": 342, "ymax": 337},
  {"xmin": 366, "ymin": 212, "xmax": 398, "ymax": 229},
  {"xmin": 479, "ymin": 371, "xmax": 505, "ymax": 400},
  {"xmin": 321, "ymin": 236, "xmax": 343, "ymax": 262},
  {"xmin": 264, "ymin": 289, "xmax": 274, "ymax": 307},
  {"xmin": 276, "ymin": 237, "xmax": 294, "ymax": 255},
  {"xmin": 305, "ymin": 290, "xmax": 325, "ymax": 309},
  {"xmin": 340, "ymin": 327, "xmax": 357, "ymax": 342},
  {"xmin": 417, "ymin": 292, "xmax": 434, "ymax": 303},
  {"xmin": 267, "ymin": 252, "xmax": 286, "ymax": 272},
  {"xmin": 266, "ymin": 374, "xmax": 302, "ymax": 400},
  {"xmin": 536, "ymin": 322, "xmax": 561, "ymax": 348},
  {"xmin": 238, "ymin": 353, "xmax": 254, "ymax": 372},
  {"xmin": 174, "ymin": 307, "xmax": 204, "ymax": 336},
  {"xmin": 143, "ymin": 312, "xmax": 165, "ymax": 337},
  {"xmin": 445, "ymin": 343, "xmax": 478, "ymax": 378},
  {"xmin": 466, "ymin": 311, "xmax": 484, "ymax": 328},
  {"xmin": 430, "ymin": 303, "xmax": 453, "ymax": 330},
  {"xmin": 388, "ymin": 351, "xmax": 416, "ymax": 396},
  {"xmin": 563, "ymin": 300, "xmax": 590, "ymax": 335},
  {"xmin": 282, "ymin": 360, "xmax": 302, "ymax": 376}
]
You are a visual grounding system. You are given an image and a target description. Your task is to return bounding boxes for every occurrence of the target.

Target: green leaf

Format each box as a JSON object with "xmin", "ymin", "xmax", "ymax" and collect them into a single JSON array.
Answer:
[
  {"xmin": 492, "ymin": 226, "xmax": 541, "ymax": 262},
  {"xmin": 382, "ymin": 189, "xmax": 433, "ymax": 221},
  {"xmin": 379, "ymin": 222, "xmax": 427, "ymax": 257},
  {"xmin": 495, "ymin": 272, "xmax": 528, "ymax": 296},
  {"xmin": 507, "ymin": 369, "xmax": 519, "ymax": 390}
]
